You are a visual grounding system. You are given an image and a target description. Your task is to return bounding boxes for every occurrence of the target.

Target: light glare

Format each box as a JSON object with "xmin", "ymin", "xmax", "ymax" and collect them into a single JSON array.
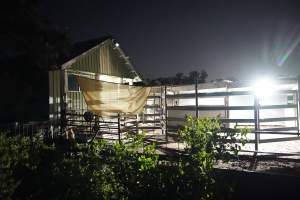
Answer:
[{"xmin": 253, "ymin": 78, "xmax": 277, "ymax": 97}]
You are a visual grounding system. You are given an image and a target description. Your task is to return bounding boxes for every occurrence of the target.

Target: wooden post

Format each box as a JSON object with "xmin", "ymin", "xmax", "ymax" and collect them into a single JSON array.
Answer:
[
  {"xmin": 195, "ymin": 78, "xmax": 199, "ymax": 118},
  {"xmin": 118, "ymin": 114, "xmax": 121, "ymax": 143},
  {"xmin": 254, "ymin": 95, "xmax": 260, "ymax": 151},
  {"xmin": 164, "ymin": 85, "xmax": 168, "ymax": 142}
]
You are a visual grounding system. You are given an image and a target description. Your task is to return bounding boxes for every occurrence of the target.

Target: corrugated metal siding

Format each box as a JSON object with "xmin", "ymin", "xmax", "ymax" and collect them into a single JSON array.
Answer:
[
  {"xmin": 66, "ymin": 91, "xmax": 87, "ymax": 114},
  {"xmin": 65, "ymin": 71, "xmax": 92, "ymax": 115},
  {"xmin": 69, "ymin": 40, "xmax": 134, "ymax": 79},
  {"xmin": 49, "ymin": 70, "xmax": 61, "ymax": 122},
  {"xmin": 107, "ymin": 43, "xmax": 133, "ymax": 78},
  {"xmin": 99, "ymin": 43, "xmax": 109, "ymax": 74}
]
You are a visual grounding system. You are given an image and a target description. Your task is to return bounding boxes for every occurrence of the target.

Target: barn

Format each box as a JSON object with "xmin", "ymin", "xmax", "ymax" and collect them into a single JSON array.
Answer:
[{"xmin": 48, "ymin": 37, "xmax": 143, "ymax": 128}]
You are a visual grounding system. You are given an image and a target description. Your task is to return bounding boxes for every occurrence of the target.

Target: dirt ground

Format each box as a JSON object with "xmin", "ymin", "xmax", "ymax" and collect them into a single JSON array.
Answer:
[
  {"xmin": 215, "ymin": 155, "xmax": 300, "ymax": 177},
  {"xmin": 102, "ymin": 130, "xmax": 300, "ymax": 177},
  {"xmin": 157, "ymin": 133, "xmax": 300, "ymax": 177}
]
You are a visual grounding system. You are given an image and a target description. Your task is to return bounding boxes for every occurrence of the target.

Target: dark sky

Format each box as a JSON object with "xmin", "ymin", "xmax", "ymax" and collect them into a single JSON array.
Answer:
[{"xmin": 41, "ymin": 0, "xmax": 300, "ymax": 80}]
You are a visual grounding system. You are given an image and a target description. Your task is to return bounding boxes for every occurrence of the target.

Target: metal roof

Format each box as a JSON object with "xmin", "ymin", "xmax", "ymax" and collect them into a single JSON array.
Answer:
[{"xmin": 61, "ymin": 37, "xmax": 141, "ymax": 80}]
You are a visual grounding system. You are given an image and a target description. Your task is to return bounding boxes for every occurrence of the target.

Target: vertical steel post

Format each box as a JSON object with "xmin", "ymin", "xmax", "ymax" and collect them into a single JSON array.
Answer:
[
  {"xmin": 136, "ymin": 114, "xmax": 139, "ymax": 135},
  {"xmin": 164, "ymin": 85, "xmax": 168, "ymax": 142},
  {"xmin": 60, "ymin": 69, "xmax": 66, "ymax": 135},
  {"xmin": 254, "ymin": 95, "xmax": 260, "ymax": 151},
  {"xmin": 160, "ymin": 86, "xmax": 163, "ymax": 135},
  {"xmin": 195, "ymin": 78, "xmax": 199, "ymax": 118},
  {"xmin": 297, "ymin": 76, "xmax": 300, "ymax": 136},
  {"xmin": 118, "ymin": 114, "xmax": 121, "ymax": 143},
  {"xmin": 295, "ymin": 91, "xmax": 299, "ymax": 137},
  {"xmin": 224, "ymin": 84, "xmax": 230, "ymax": 128},
  {"xmin": 89, "ymin": 121, "xmax": 92, "ymax": 141}
]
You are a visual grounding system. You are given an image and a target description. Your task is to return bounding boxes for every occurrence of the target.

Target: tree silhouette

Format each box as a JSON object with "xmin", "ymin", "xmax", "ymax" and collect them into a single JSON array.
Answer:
[
  {"xmin": 0, "ymin": 0, "xmax": 70, "ymax": 70},
  {"xmin": 188, "ymin": 70, "xmax": 200, "ymax": 83},
  {"xmin": 0, "ymin": 0, "xmax": 70, "ymax": 122},
  {"xmin": 199, "ymin": 70, "xmax": 208, "ymax": 83},
  {"xmin": 146, "ymin": 70, "xmax": 208, "ymax": 86},
  {"xmin": 175, "ymin": 72, "xmax": 185, "ymax": 84}
]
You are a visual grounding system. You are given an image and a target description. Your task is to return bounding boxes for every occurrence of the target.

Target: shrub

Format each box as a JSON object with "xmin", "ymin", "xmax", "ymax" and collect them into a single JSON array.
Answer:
[
  {"xmin": 178, "ymin": 116, "xmax": 248, "ymax": 199},
  {"xmin": 0, "ymin": 116, "xmax": 247, "ymax": 200},
  {"xmin": 179, "ymin": 116, "xmax": 248, "ymax": 161}
]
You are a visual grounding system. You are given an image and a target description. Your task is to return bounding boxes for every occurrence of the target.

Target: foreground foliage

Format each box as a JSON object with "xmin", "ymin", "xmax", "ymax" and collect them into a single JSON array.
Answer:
[{"xmin": 0, "ymin": 116, "xmax": 247, "ymax": 200}]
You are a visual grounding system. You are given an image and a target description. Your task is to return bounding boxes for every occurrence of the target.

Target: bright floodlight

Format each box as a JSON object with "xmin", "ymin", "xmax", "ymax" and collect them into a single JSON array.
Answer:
[
  {"xmin": 252, "ymin": 77, "xmax": 277, "ymax": 97},
  {"xmin": 115, "ymin": 42, "xmax": 120, "ymax": 47}
]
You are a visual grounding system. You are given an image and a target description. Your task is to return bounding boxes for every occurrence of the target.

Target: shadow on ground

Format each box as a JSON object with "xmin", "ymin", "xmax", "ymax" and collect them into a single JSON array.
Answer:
[{"xmin": 214, "ymin": 168, "xmax": 300, "ymax": 200}]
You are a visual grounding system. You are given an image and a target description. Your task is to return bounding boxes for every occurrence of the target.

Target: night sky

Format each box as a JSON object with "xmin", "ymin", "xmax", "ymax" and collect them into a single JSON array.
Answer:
[{"xmin": 41, "ymin": 0, "xmax": 300, "ymax": 81}]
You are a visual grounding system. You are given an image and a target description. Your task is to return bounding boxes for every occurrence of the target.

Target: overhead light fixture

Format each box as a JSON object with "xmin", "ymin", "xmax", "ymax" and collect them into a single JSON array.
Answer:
[{"xmin": 252, "ymin": 77, "xmax": 277, "ymax": 97}]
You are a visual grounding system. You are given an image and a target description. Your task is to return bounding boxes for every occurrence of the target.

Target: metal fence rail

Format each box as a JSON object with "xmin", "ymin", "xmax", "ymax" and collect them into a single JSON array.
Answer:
[
  {"xmin": 0, "ymin": 121, "xmax": 57, "ymax": 138},
  {"xmin": 164, "ymin": 78, "xmax": 300, "ymax": 151}
]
